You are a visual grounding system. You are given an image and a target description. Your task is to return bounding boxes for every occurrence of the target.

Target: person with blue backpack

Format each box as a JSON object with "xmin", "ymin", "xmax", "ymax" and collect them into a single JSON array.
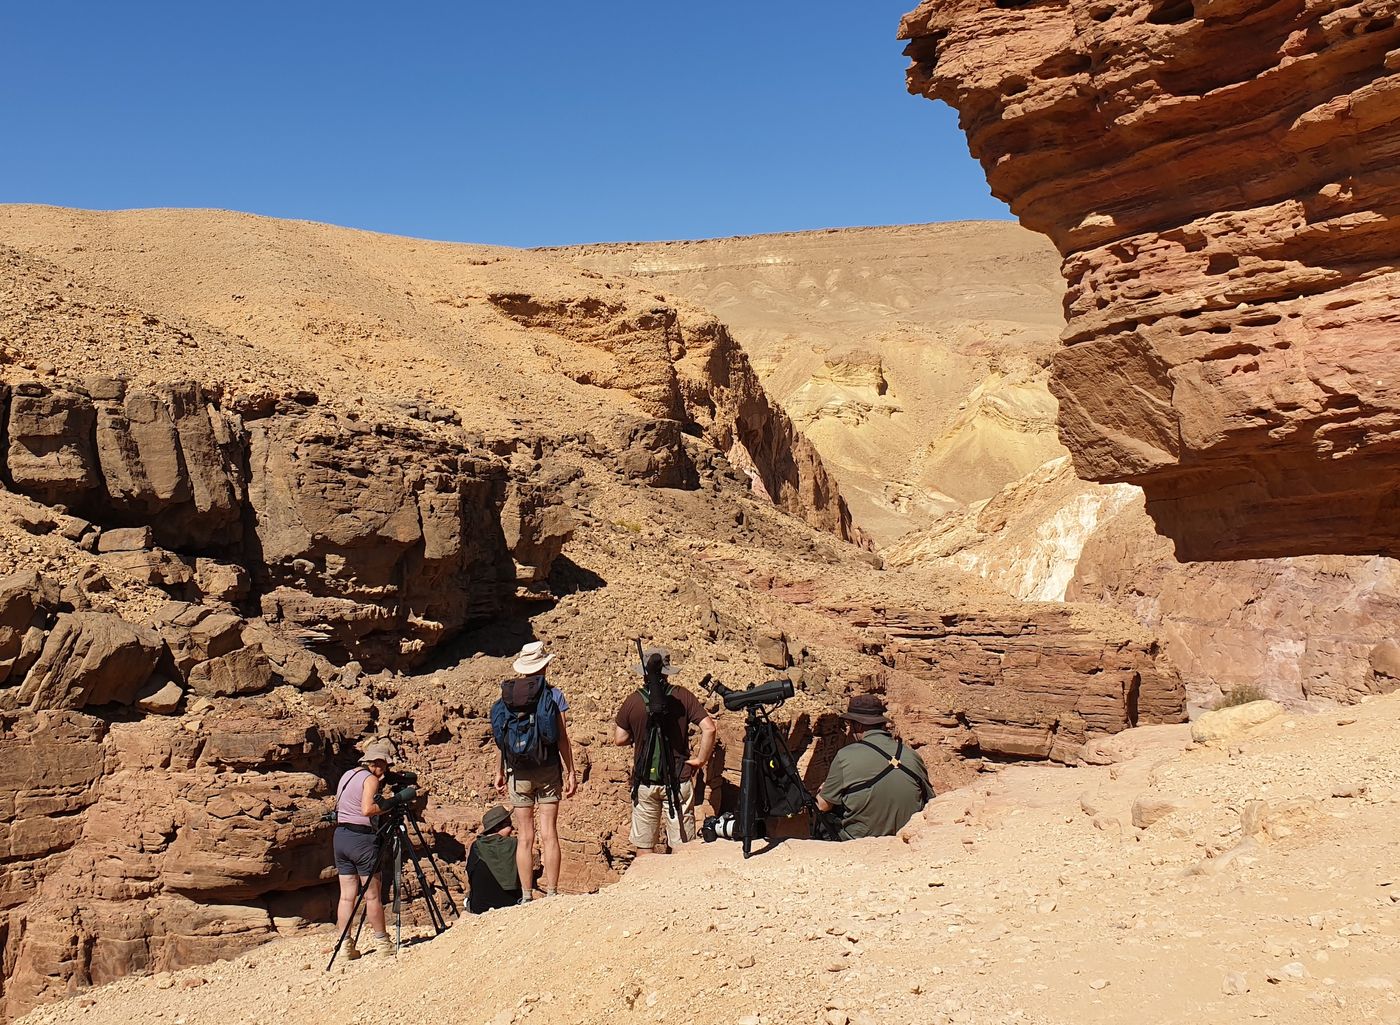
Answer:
[{"xmin": 491, "ymin": 640, "xmax": 577, "ymax": 902}]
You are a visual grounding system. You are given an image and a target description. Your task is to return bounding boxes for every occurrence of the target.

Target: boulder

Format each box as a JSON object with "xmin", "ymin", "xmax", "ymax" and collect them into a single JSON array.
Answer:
[
  {"xmin": 1191, "ymin": 701, "xmax": 1285, "ymax": 746},
  {"xmin": 185, "ymin": 645, "xmax": 277, "ymax": 699},
  {"xmin": 156, "ymin": 604, "xmax": 246, "ymax": 675},
  {"xmin": 500, "ymin": 483, "xmax": 576, "ymax": 584},
  {"xmin": 100, "ymin": 548, "xmax": 196, "ymax": 591},
  {"xmin": 136, "ymin": 678, "xmax": 184, "ymax": 714},
  {"xmin": 0, "ymin": 571, "xmax": 58, "ymax": 686},
  {"xmin": 5, "ymin": 384, "xmax": 100, "ymax": 502},
  {"xmin": 194, "ymin": 559, "xmax": 250, "ymax": 602},
  {"xmin": 755, "ymin": 630, "xmax": 791, "ymax": 670},
  {"xmin": 616, "ymin": 418, "xmax": 699, "ymax": 489},
  {"xmin": 1131, "ymin": 794, "xmax": 1185, "ymax": 829},
  {"xmin": 96, "ymin": 526, "xmax": 154, "ymax": 553},
  {"xmin": 11, "ymin": 612, "xmax": 162, "ymax": 711},
  {"xmin": 1371, "ymin": 640, "xmax": 1400, "ymax": 691}
]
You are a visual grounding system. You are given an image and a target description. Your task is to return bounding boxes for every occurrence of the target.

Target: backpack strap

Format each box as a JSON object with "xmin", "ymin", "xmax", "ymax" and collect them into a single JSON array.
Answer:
[{"xmin": 834, "ymin": 739, "xmax": 931, "ymax": 804}]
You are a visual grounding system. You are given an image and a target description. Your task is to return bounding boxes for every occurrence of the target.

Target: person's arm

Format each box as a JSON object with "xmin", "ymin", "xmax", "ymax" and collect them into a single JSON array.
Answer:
[
  {"xmin": 816, "ymin": 752, "xmax": 845, "ymax": 814},
  {"xmin": 558, "ymin": 710, "xmax": 577, "ymax": 798},
  {"xmin": 494, "ymin": 749, "xmax": 507, "ymax": 797},
  {"xmin": 361, "ymin": 774, "xmax": 389, "ymax": 817},
  {"xmin": 685, "ymin": 716, "xmax": 717, "ymax": 768},
  {"xmin": 614, "ymin": 725, "xmax": 632, "ymax": 746}
]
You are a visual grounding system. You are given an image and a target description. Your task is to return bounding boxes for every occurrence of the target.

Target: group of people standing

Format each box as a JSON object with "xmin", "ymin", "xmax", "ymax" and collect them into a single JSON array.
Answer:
[{"xmin": 332, "ymin": 639, "xmax": 933, "ymax": 933}]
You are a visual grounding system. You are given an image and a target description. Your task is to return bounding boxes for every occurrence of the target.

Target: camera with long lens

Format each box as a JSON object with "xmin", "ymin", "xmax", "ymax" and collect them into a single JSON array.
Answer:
[
  {"xmin": 379, "ymin": 770, "xmax": 422, "ymax": 814},
  {"xmin": 702, "ymin": 811, "xmax": 743, "ymax": 843},
  {"xmin": 700, "ymin": 673, "xmax": 794, "ymax": 712}
]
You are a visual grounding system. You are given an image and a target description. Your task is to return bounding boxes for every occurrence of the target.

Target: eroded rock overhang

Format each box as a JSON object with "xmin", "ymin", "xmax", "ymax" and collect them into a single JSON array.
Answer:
[{"xmin": 901, "ymin": 0, "xmax": 1400, "ymax": 559}]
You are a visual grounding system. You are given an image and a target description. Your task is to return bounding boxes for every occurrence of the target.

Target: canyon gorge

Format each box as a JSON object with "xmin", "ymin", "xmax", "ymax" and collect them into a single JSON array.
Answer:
[{"xmin": 4, "ymin": 0, "xmax": 1400, "ymax": 1019}]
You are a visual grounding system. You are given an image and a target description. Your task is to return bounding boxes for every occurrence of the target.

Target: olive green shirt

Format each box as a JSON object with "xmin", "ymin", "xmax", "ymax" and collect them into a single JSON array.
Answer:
[{"xmin": 818, "ymin": 730, "xmax": 931, "ymax": 840}]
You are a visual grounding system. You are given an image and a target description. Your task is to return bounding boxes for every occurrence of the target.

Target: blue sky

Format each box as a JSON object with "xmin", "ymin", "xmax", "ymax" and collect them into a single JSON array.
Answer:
[{"xmin": 1, "ymin": 2, "xmax": 1007, "ymax": 247}]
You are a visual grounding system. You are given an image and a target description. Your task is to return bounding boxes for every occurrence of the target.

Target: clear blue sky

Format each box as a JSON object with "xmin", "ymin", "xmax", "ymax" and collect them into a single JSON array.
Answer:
[{"xmin": 1, "ymin": 2, "xmax": 1007, "ymax": 248}]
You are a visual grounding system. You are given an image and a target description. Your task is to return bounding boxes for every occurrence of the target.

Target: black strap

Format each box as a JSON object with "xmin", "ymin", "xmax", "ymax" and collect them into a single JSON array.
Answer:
[
  {"xmin": 335, "ymin": 767, "xmax": 370, "ymax": 821},
  {"xmin": 835, "ymin": 740, "xmax": 931, "ymax": 804}
]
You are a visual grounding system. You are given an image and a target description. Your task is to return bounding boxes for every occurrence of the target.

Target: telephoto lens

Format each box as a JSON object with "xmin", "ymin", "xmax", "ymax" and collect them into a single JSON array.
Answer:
[{"xmin": 701, "ymin": 812, "xmax": 739, "ymax": 843}]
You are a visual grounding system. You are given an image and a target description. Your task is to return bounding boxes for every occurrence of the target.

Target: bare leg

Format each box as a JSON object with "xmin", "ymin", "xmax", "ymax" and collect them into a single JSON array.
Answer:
[
  {"xmin": 364, "ymin": 874, "xmax": 386, "ymax": 936},
  {"xmin": 512, "ymin": 806, "xmax": 536, "ymax": 896},
  {"xmin": 538, "ymin": 802, "xmax": 562, "ymax": 893},
  {"xmin": 334, "ymin": 873, "xmax": 360, "ymax": 941}
]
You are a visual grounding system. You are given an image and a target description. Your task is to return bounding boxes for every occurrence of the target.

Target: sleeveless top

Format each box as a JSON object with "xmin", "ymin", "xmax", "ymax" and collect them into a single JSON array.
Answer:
[{"xmin": 336, "ymin": 767, "xmax": 374, "ymax": 826}]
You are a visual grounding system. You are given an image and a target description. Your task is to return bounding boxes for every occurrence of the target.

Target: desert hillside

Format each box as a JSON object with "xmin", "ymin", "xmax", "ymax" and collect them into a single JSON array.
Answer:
[
  {"xmin": 558, "ymin": 222, "xmax": 1065, "ymax": 543},
  {"xmin": 0, "ymin": 205, "xmax": 1185, "ymax": 1019},
  {"xmin": 20, "ymin": 693, "xmax": 1400, "ymax": 1025}
]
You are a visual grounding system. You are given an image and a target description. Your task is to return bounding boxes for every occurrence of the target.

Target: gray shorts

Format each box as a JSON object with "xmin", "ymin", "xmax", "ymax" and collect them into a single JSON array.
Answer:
[{"xmin": 334, "ymin": 825, "xmax": 379, "ymax": 877}]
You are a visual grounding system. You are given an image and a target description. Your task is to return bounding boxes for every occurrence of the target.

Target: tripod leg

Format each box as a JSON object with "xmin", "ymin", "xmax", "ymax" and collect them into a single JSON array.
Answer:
[
  {"xmin": 403, "ymin": 839, "xmax": 449, "ymax": 934},
  {"xmin": 393, "ymin": 827, "xmax": 405, "ymax": 953},
  {"xmin": 407, "ymin": 813, "xmax": 460, "ymax": 917},
  {"xmin": 738, "ymin": 720, "xmax": 760, "ymax": 858}
]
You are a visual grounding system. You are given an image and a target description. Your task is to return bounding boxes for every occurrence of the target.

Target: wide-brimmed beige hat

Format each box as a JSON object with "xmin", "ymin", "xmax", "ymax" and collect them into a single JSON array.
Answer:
[
  {"xmin": 512, "ymin": 640, "xmax": 555, "ymax": 675},
  {"xmin": 358, "ymin": 739, "xmax": 394, "ymax": 765}
]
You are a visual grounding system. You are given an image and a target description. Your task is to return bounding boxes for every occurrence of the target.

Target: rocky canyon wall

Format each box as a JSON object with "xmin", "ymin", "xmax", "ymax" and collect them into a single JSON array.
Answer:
[{"xmin": 900, "ymin": 0, "xmax": 1400, "ymax": 559}]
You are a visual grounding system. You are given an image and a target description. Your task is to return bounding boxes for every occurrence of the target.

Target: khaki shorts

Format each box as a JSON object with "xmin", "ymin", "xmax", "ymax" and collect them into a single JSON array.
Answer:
[
  {"xmin": 507, "ymin": 763, "xmax": 563, "ymax": 808},
  {"xmin": 630, "ymin": 780, "xmax": 696, "ymax": 849}
]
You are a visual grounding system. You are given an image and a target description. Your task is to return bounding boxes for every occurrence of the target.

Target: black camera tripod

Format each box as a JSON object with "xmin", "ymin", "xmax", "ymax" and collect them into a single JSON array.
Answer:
[
  {"xmin": 732, "ymin": 701, "xmax": 820, "ymax": 857},
  {"xmin": 325, "ymin": 806, "xmax": 459, "ymax": 969}
]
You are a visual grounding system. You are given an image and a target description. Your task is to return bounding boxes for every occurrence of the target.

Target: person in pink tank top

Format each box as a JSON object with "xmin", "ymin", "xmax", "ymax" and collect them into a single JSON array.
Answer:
[{"xmin": 331, "ymin": 739, "xmax": 397, "ymax": 958}]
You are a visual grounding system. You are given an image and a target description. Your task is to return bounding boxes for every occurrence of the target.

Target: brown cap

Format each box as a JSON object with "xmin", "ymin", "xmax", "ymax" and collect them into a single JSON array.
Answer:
[
  {"xmin": 480, "ymin": 805, "xmax": 512, "ymax": 834},
  {"xmin": 841, "ymin": 694, "xmax": 889, "ymax": 727}
]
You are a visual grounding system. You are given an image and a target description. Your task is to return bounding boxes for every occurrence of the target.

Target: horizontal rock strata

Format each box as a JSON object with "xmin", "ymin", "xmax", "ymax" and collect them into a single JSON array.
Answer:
[
  {"xmin": 901, "ymin": 0, "xmax": 1400, "ymax": 558},
  {"xmin": 829, "ymin": 603, "xmax": 1185, "ymax": 762}
]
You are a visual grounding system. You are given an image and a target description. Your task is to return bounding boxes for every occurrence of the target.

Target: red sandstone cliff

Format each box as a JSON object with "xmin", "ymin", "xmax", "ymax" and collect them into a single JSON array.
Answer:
[{"xmin": 901, "ymin": 0, "xmax": 1400, "ymax": 559}]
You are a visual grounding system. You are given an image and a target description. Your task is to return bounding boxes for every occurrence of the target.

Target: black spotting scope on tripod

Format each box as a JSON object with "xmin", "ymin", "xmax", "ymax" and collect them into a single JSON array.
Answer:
[
  {"xmin": 326, "ymin": 773, "xmax": 460, "ymax": 970},
  {"xmin": 699, "ymin": 674, "xmax": 824, "ymax": 857}
]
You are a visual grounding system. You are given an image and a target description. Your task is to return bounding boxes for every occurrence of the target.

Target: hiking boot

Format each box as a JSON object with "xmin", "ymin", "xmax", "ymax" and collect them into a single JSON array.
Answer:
[
  {"xmin": 343, "ymin": 942, "xmax": 361, "ymax": 961},
  {"xmin": 371, "ymin": 933, "xmax": 394, "ymax": 956},
  {"xmin": 516, "ymin": 895, "xmax": 532, "ymax": 906}
]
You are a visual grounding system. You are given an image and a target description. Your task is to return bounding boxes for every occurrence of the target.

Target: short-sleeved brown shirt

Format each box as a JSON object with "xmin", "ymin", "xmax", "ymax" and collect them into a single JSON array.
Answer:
[{"xmin": 616, "ymin": 685, "xmax": 709, "ymax": 784}]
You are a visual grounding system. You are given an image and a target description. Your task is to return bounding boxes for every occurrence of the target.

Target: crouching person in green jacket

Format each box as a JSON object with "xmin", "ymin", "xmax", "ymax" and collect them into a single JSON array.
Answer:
[{"xmin": 467, "ymin": 805, "xmax": 523, "ymax": 913}]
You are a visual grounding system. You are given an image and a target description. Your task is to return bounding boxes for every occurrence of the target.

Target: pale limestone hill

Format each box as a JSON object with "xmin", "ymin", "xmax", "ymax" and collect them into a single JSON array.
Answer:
[{"xmin": 556, "ymin": 221, "xmax": 1066, "ymax": 543}]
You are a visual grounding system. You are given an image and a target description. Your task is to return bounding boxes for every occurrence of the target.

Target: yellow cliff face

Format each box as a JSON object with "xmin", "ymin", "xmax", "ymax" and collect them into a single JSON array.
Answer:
[{"xmin": 555, "ymin": 221, "xmax": 1067, "ymax": 544}]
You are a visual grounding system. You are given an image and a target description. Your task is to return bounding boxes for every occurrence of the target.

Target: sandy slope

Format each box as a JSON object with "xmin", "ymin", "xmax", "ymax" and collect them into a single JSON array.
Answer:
[
  {"xmin": 25, "ymin": 694, "xmax": 1400, "ymax": 1025},
  {"xmin": 558, "ymin": 222, "xmax": 1066, "ymax": 543}
]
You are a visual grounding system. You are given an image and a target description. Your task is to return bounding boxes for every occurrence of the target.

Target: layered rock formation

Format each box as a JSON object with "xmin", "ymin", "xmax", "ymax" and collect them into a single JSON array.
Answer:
[
  {"xmin": 0, "ymin": 378, "xmax": 527, "ymax": 670},
  {"xmin": 891, "ymin": 456, "xmax": 1400, "ymax": 708},
  {"xmin": 830, "ymin": 599, "xmax": 1184, "ymax": 763},
  {"xmin": 900, "ymin": 0, "xmax": 1400, "ymax": 558}
]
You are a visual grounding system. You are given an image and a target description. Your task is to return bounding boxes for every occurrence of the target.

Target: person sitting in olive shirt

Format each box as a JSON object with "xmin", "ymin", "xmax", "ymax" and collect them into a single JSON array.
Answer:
[
  {"xmin": 467, "ymin": 805, "xmax": 523, "ymax": 913},
  {"xmin": 816, "ymin": 694, "xmax": 932, "ymax": 840}
]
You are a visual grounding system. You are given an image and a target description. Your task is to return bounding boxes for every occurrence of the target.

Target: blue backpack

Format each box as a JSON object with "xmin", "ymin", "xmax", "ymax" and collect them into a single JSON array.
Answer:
[{"xmin": 490, "ymin": 675, "xmax": 561, "ymax": 769}]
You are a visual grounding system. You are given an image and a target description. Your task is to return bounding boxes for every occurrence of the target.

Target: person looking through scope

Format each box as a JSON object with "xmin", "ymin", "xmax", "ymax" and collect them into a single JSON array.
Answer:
[
  {"xmin": 614, "ymin": 646, "xmax": 716, "ymax": 856},
  {"xmin": 331, "ymin": 739, "xmax": 399, "ymax": 958}
]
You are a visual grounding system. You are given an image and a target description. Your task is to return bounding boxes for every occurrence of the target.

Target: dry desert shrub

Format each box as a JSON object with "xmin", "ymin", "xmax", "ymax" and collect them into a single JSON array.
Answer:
[{"xmin": 1215, "ymin": 684, "xmax": 1268, "ymax": 709}]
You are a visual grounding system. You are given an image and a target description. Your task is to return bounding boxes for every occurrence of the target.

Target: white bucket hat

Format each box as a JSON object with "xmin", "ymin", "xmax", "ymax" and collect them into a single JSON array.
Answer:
[{"xmin": 512, "ymin": 640, "xmax": 555, "ymax": 675}]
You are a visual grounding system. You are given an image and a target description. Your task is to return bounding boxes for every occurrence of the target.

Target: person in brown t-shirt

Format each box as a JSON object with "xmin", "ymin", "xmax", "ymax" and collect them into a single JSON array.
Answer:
[{"xmin": 614, "ymin": 647, "xmax": 716, "ymax": 855}]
